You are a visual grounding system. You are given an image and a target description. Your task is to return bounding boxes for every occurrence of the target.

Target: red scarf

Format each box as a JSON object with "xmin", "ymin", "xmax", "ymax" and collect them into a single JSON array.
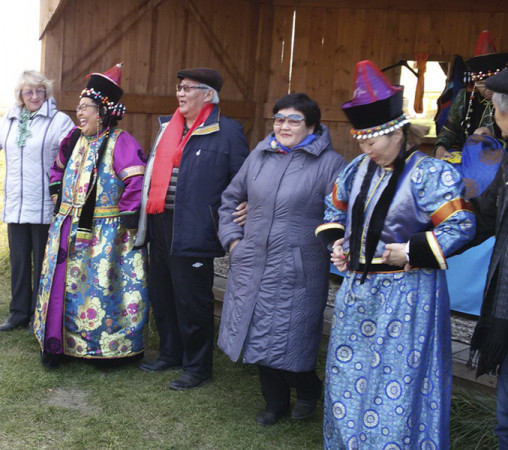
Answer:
[{"xmin": 146, "ymin": 103, "xmax": 214, "ymax": 214}]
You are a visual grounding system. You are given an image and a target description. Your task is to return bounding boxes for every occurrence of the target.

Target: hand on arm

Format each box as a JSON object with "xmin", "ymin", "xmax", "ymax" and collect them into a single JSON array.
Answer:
[
  {"xmin": 382, "ymin": 243, "xmax": 412, "ymax": 272},
  {"xmin": 232, "ymin": 201, "xmax": 248, "ymax": 226}
]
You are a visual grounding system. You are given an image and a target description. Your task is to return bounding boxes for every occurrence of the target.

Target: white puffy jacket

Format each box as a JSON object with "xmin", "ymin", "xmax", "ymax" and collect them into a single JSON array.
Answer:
[{"xmin": 0, "ymin": 98, "xmax": 74, "ymax": 224}]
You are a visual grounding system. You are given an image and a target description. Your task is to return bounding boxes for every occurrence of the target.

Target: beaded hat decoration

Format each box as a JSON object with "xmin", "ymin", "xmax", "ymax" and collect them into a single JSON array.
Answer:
[
  {"xmin": 349, "ymin": 114, "xmax": 409, "ymax": 140},
  {"xmin": 462, "ymin": 32, "xmax": 508, "ymax": 137},
  {"xmin": 342, "ymin": 60, "xmax": 408, "ymax": 140},
  {"xmin": 465, "ymin": 31, "xmax": 508, "ymax": 82},
  {"xmin": 80, "ymin": 63, "xmax": 126, "ymax": 118}
]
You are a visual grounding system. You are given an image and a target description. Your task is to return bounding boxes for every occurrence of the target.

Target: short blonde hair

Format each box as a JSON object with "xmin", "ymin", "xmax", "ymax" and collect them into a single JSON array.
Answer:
[{"xmin": 14, "ymin": 70, "xmax": 53, "ymax": 106}]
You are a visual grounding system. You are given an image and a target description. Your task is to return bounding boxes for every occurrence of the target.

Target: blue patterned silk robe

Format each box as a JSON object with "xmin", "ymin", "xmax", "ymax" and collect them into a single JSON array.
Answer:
[{"xmin": 317, "ymin": 151, "xmax": 475, "ymax": 450}]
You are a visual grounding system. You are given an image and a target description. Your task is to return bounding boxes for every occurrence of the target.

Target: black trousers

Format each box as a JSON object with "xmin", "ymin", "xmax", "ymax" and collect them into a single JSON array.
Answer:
[
  {"xmin": 148, "ymin": 212, "xmax": 215, "ymax": 379},
  {"xmin": 257, "ymin": 364, "xmax": 323, "ymax": 412},
  {"xmin": 7, "ymin": 223, "xmax": 49, "ymax": 325}
]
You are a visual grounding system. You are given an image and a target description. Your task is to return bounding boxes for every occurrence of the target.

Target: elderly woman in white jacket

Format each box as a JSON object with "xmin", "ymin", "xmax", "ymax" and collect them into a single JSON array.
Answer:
[{"xmin": 0, "ymin": 70, "xmax": 74, "ymax": 331}]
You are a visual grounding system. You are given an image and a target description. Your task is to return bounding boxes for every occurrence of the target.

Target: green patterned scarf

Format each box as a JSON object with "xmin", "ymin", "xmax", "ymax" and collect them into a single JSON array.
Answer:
[{"xmin": 17, "ymin": 107, "xmax": 36, "ymax": 147}]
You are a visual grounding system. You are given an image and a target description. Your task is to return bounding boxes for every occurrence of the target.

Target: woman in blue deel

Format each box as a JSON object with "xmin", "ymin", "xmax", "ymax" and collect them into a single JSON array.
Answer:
[{"xmin": 317, "ymin": 60, "xmax": 476, "ymax": 449}]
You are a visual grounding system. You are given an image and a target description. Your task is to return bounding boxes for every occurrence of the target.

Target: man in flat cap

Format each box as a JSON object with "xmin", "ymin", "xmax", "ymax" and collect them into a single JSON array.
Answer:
[
  {"xmin": 135, "ymin": 67, "xmax": 249, "ymax": 390},
  {"xmin": 463, "ymin": 67, "xmax": 508, "ymax": 447}
]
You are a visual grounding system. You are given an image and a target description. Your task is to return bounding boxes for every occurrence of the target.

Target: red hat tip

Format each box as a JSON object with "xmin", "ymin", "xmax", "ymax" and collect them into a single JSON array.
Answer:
[
  {"xmin": 475, "ymin": 30, "xmax": 497, "ymax": 56},
  {"xmin": 102, "ymin": 63, "xmax": 123, "ymax": 86}
]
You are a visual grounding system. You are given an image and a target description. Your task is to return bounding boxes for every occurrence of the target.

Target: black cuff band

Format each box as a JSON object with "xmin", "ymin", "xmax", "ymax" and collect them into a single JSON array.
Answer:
[{"xmin": 409, "ymin": 232, "xmax": 443, "ymax": 269}]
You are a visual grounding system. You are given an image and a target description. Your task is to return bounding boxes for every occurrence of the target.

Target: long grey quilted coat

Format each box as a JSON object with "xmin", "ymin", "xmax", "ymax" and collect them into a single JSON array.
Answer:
[{"xmin": 217, "ymin": 125, "xmax": 346, "ymax": 371}]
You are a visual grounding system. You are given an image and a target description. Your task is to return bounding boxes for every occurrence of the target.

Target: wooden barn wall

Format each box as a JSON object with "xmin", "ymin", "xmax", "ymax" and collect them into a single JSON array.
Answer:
[
  {"xmin": 266, "ymin": 4, "xmax": 508, "ymax": 161},
  {"xmin": 40, "ymin": 0, "xmax": 508, "ymax": 161},
  {"xmin": 40, "ymin": 0, "xmax": 272, "ymax": 153}
]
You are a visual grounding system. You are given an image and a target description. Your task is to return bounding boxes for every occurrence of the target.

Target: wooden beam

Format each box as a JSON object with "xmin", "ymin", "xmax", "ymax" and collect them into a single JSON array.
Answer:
[
  {"xmin": 62, "ymin": 0, "xmax": 165, "ymax": 86},
  {"xmin": 40, "ymin": 15, "xmax": 65, "ymax": 95},
  {"xmin": 60, "ymin": 91, "xmax": 256, "ymax": 117},
  {"xmin": 184, "ymin": 0, "xmax": 252, "ymax": 101},
  {"xmin": 271, "ymin": 0, "xmax": 508, "ymax": 12},
  {"xmin": 39, "ymin": 0, "xmax": 68, "ymax": 37},
  {"xmin": 248, "ymin": 2, "xmax": 275, "ymax": 146},
  {"xmin": 243, "ymin": 0, "xmax": 273, "ymax": 4}
]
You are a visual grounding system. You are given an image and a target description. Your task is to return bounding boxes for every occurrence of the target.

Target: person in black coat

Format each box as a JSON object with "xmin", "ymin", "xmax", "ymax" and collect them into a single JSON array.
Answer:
[
  {"xmin": 465, "ymin": 68, "xmax": 508, "ymax": 448},
  {"xmin": 135, "ymin": 68, "xmax": 249, "ymax": 390}
]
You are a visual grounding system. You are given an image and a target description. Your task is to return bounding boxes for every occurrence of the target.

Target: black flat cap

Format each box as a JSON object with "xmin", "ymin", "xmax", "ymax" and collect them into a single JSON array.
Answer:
[
  {"xmin": 486, "ymin": 68, "xmax": 508, "ymax": 94},
  {"xmin": 177, "ymin": 67, "xmax": 223, "ymax": 92}
]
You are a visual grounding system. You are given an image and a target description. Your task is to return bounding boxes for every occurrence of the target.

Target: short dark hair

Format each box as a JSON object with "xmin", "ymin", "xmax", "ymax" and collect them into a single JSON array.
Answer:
[{"xmin": 273, "ymin": 93, "xmax": 321, "ymax": 131}]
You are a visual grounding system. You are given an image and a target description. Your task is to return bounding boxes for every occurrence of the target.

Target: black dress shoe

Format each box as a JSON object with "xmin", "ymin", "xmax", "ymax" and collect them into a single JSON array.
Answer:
[
  {"xmin": 255, "ymin": 408, "xmax": 288, "ymax": 426},
  {"xmin": 0, "ymin": 320, "xmax": 28, "ymax": 332},
  {"xmin": 139, "ymin": 359, "xmax": 182, "ymax": 372},
  {"xmin": 291, "ymin": 400, "xmax": 317, "ymax": 419},
  {"xmin": 0, "ymin": 321, "xmax": 15, "ymax": 332},
  {"xmin": 169, "ymin": 372, "xmax": 210, "ymax": 391},
  {"xmin": 41, "ymin": 352, "xmax": 61, "ymax": 369}
]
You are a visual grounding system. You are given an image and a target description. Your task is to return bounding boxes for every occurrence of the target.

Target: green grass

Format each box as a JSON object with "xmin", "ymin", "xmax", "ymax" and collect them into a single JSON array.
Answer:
[
  {"xmin": 0, "ymin": 246, "xmax": 500, "ymax": 450},
  {"xmin": 0, "ymin": 162, "xmax": 499, "ymax": 450},
  {"xmin": 451, "ymin": 387, "xmax": 498, "ymax": 450},
  {"xmin": 0, "ymin": 156, "xmax": 324, "ymax": 449},
  {"xmin": 0, "ymin": 318, "xmax": 325, "ymax": 449}
]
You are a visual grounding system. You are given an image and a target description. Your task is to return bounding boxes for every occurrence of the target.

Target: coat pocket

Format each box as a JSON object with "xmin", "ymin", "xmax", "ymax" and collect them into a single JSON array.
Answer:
[{"xmin": 292, "ymin": 246, "xmax": 306, "ymax": 289}]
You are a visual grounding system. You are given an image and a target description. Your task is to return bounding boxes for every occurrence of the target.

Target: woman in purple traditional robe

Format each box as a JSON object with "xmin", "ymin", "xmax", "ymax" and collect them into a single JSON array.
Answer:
[{"xmin": 34, "ymin": 64, "xmax": 148, "ymax": 368}]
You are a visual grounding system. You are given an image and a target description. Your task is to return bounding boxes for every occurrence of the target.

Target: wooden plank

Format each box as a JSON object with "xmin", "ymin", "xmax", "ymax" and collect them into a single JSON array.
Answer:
[
  {"xmin": 236, "ymin": 2, "xmax": 259, "ymax": 99},
  {"xmin": 267, "ymin": 6, "xmax": 294, "ymax": 103},
  {"xmin": 288, "ymin": 6, "xmax": 311, "ymax": 94},
  {"xmin": 272, "ymin": 0, "xmax": 508, "ymax": 13},
  {"xmin": 39, "ymin": 0, "xmax": 68, "ymax": 36},
  {"xmin": 98, "ymin": 0, "xmax": 117, "ymax": 72},
  {"xmin": 40, "ymin": 12, "xmax": 64, "ymax": 94},
  {"xmin": 149, "ymin": 0, "xmax": 187, "ymax": 96},
  {"xmin": 41, "ymin": 0, "xmax": 508, "ymax": 165},
  {"xmin": 61, "ymin": 0, "xmax": 164, "ymax": 87},
  {"xmin": 122, "ymin": 0, "xmax": 153, "ymax": 95},
  {"xmin": 246, "ymin": 2, "xmax": 274, "ymax": 146},
  {"xmin": 316, "ymin": 8, "xmax": 341, "ymax": 103},
  {"xmin": 184, "ymin": 0, "xmax": 253, "ymax": 100},
  {"xmin": 57, "ymin": 2, "xmax": 73, "ymax": 87},
  {"xmin": 330, "ymin": 8, "xmax": 356, "ymax": 108},
  {"xmin": 65, "ymin": 1, "xmax": 94, "ymax": 88}
]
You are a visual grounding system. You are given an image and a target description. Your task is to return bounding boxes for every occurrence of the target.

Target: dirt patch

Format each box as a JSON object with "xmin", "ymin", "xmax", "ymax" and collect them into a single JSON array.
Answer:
[{"xmin": 46, "ymin": 387, "xmax": 95, "ymax": 415}]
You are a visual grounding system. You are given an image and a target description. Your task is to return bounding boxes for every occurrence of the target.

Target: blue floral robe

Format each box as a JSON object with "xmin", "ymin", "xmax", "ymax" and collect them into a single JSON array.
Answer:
[
  {"xmin": 319, "ymin": 151, "xmax": 475, "ymax": 449},
  {"xmin": 34, "ymin": 128, "xmax": 148, "ymax": 359}
]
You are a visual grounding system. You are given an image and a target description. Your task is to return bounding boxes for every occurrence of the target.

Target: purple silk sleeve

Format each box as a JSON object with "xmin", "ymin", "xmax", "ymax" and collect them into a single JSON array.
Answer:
[{"xmin": 112, "ymin": 132, "xmax": 146, "ymax": 213}]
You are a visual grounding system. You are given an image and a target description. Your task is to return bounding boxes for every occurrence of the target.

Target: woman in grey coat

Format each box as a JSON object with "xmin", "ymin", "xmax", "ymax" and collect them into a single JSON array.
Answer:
[{"xmin": 218, "ymin": 93, "xmax": 346, "ymax": 426}]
